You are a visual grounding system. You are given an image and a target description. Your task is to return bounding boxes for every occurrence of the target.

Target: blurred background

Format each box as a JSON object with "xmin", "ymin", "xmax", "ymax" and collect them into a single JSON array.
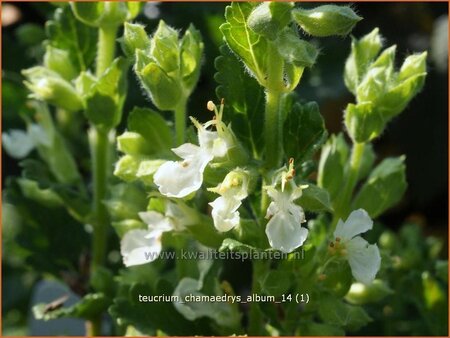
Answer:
[{"xmin": 2, "ymin": 2, "xmax": 448, "ymax": 335}]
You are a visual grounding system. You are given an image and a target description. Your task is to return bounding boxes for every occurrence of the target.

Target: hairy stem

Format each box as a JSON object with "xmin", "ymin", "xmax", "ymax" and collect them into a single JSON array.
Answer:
[
  {"xmin": 96, "ymin": 26, "xmax": 118, "ymax": 77},
  {"xmin": 88, "ymin": 24, "xmax": 118, "ymax": 336}
]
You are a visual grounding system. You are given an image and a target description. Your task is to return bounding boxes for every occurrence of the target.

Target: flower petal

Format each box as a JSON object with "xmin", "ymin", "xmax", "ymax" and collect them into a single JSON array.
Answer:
[
  {"xmin": 120, "ymin": 229, "xmax": 162, "ymax": 267},
  {"xmin": 2, "ymin": 129, "xmax": 35, "ymax": 159},
  {"xmin": 138, "ymin": 211, "xmax": 173, "ymax": 236},
  {"xmin": 153, "ymin": 153, "xmax": 211, "ymax": 198},
  {"xmin": 334, "ymin": 209, "xmax": 373, "ymax": 240},
  {"xmin": 265, "ymin": 212, "xmax": 308, "ymax": 253},
  {"xmin": 346, "ymin": 236, "xmax": 381, "ymax": 284},
  {"xmin": 171, "ymin": 143, "xmax": 201, "ymax": 159},
  {"xmin": 265, "ymin": 201, "xmax": 279, "ymax": 219},
  {"xmin": 209, "ymin": 196, "xmax": 241, "ymax": 232}
]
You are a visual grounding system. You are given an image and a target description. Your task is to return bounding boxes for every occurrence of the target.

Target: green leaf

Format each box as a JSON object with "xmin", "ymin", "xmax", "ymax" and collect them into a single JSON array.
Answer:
[
  {"xmin": 117, "ymin": 131, "xmax": 154, "ymax": 156},
  {"xmin": 247, "ymin": 2, "xmax": 294, "ymax": 40},
  {"xmin": 357, "ymin": 143, "xmax": 375, "ymax": 180},
  {"xmin": 317, "ymin": 133, "xmax": 349, "ymax": 202},
  {"xmin": 293, "ymin": 5, "xmax": 361, "ymax": 37},
  {"xmin": 104, "ymin": 183, "xmax": 147, "ymax": 222},
  {"xmin": 84, "ymin": 57, "xmax": 128, "ymax": 129},
  {"xmin": 300, "ymin": 322, "xmax": 345, "ymax": 336},
  {"xmin": 260, "ymin": 270, "xmax": 293, "ymax": 295},
  {"xmin": 215, "ymin": 44, "xmax": 265, "ymax": 156},
  {"xmin": 33, "ymin": 293, "xmax": 109, "ymax": 320},
  {"xmin": 283, "ymin": 101, "xmax": 327, "ymax": 163},
  {"xmin": 127, "ymin": 107, "xmax": 172, "ymax": 153},
  {"xmin": 318, "ymin": 295, "xmax": 372, "ymax": 331},
  {"xmin": 220, "ymin": 3, "xmax": 269, "ymax": 86},
  {"xmin": 298, "ymin": 183, "xmax": 332, "ymax": 212},
  {"xmin": 353, "ymin": 156, "xmax": 407, "ymax": 217},
  {"xmin": 344, "ymin": 102, "xmax": 385, "ymax": 143},
  {"xmin": 46, "ymin": 6, "xmax": 97, "ymax": 72},
  {"xmin": 109, "ymin": 280, "xmax": 209, "ymax": 335}
]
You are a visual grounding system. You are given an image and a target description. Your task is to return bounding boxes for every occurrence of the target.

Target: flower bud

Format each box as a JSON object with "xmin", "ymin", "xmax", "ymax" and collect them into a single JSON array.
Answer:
[
  {"xmin": 317, "ymin": 133, "xmax": 349, "ymax": 200},
  {"xmin": 22, "ymin": 67, "xmax": 83, "ymax": 112},
  {"xmin": 344, "ymin": 28, "xmax": 383, "ymax": 94},
  {"xmin": 247, "ymin": 2, "xmax": 294, "ymax": 40},
  {"xmin": 117, "ymin": 131, "xmax": 153, "ymax": 156},
  {"xmin": 345, "ymin": 280, "xmax": 393, "ymax": 305},
  {"xmin": 151, "ymin": 20, "xmax": 180, "ymax": 73},
  {"xmin": 121, "ymin": 22, "xmax": 151, "ymax": 59},
  {"xmin": 292, "ymin": 5, "xmax": 361, "ymax": 37},
  {"xmin": 44, "ymin": 46, "xmax": 78, "ymax": 81},
  {"xmin": 276, "ymin": 28, "xmax": 318, "ymax": 68},
  {"xmin": 135, "ymin": 57, "xmax": 182, "ymax": 111},
  {"xmin": 344, "ymin": 102, "xmax": 384, "ymax": 143},
  {"xmin": 180, "ymin": 24, "xmax": 204, "ymax": 92},
  {"xmin": 71, "ymin": 2, "xmax": 140, "ymax": 28}
]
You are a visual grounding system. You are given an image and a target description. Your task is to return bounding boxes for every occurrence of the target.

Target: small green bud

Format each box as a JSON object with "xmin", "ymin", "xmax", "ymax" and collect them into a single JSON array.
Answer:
[
  {"xmin": 71, "ymin": 2, "xmax": 140, "ymax": 28},
  {"xmin": 44, "ymin": 46, "xmax": 78, "ymax": 81},
  {"xmin": 151, "ymin": 20, "xmax": 180, "ymax": 73},
  {"xmin": 117, "ymin": 131, "xmax": 153, "ymax": 156},
  {"xmin": 345, "ymin": 280, "xmax": 393, "ymax": 305},
  {"xmin": 318, "ymin": 133, "xmax": 349, "ymax": 201},
  {"xmin": 180, "ymin": 24, "xmax": 204, "ymax": 92},
  {"xmin": 292, "ymin": 5, "xmax": 361, "ymax": 37},
  {"xmin": 398, "ymin": 51, "xmax": 427, "ymax": 81},
  {"xmin": 121, "ymin": 22, "xmax": 151, "ymax": 58},
  {"xmin": 344, "ymin": 28, "xmax": 383, "ymax": 94},
  {"xmin": 276, "ymin": 28, "xmax": 318, "ymax": 68},
  {"xmin": 114, "ymin": 155, "xmax": 140, "ymax": 182},
  {"xmin": 136, "ymin": 59, "xmax": 182, "ymax": 111},
  {"xmin": 247, "ymin": 2, "xmax": 294, "ymax": 40},
  {"xmin": 22, "ymin": 67, "xmax": 83, "ymax": 112}
]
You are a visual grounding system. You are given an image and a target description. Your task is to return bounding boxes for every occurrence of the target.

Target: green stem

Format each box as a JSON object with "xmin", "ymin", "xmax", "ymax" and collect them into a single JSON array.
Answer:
[
  {"xmin": 174, "ymin": 98, "xmax": 187, "ymax": 145},
  {"xmin": 96, "ymin": 25, "xmax": 118, "ymax": 77},
  {"xmin": 90, "ymin": 128, "xmax": 111, "ymax": 270},
  {"xmin": 88, "ymin": 24, "xmax": 117, "ymax": 336},
  {"xmin": 332, "ymin": 142, "xmax": 365, "ymax": 227},
  {"xmin": 248, "ymin": 259, "xmax": 267, "ymax": 335}
]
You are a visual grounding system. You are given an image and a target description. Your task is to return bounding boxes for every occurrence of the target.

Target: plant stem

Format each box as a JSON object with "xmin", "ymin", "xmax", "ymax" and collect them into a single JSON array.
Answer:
[
  {"xmin": 88, "ymin": 23, "xmax": 118, "ymax": 336},
  {"xmin": 261, "ymin": 43, "xmax": 285, "ymax": 213},
  {"xmin": 332, "ymin": 142, "xmax": 365, "ymax": 228},
  {"xmin": 96, "ymin": 25, "xmax": 118, "ymax": 77},
  {"xmin": 174, "ymin": 98, "xmax": 187, "ymax": 145},
  {"xmin": 248, "ymin": 260, "xmax": 267, "ymax": 335}
]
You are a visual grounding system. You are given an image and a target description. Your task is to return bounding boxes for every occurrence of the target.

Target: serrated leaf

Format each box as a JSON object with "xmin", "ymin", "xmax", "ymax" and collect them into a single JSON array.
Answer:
[
  {"xmin": 215, "ymin": 44, "xmax": 265, "ymax": 156},
  {"xmin": 284, "ymin": 101, "xmax": 327, "ymax": 163},
  {"xmin": 220, "ymin": 3, "xmax": 269, "ymax": 86}
]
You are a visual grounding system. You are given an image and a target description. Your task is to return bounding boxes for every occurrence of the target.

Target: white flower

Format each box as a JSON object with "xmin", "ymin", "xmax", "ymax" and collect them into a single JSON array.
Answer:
[
  {"xmin": 265, "ymin": 184, "xmax": 308, "ymax": 253},
  {"xmin": 154, "ymin": 101, "xmax": 232, "ymax": 198},
  {"xmin": 120, "ymin": 229, "xmax": 162, "ymax": 267},
  {"xmin": 333, "ymin": 209, "xmax": 381, "ymax": 285},
  {"xmin": 210, "ymin": 196, "xmax": 241, "ymax": 232},
  {"xmin": 208, "ymin": 169, "xmax": 249, "ymax": 232},
  {"xmin": 120, "ymin": 202, "xmax": 197, "ymax": 267}
]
